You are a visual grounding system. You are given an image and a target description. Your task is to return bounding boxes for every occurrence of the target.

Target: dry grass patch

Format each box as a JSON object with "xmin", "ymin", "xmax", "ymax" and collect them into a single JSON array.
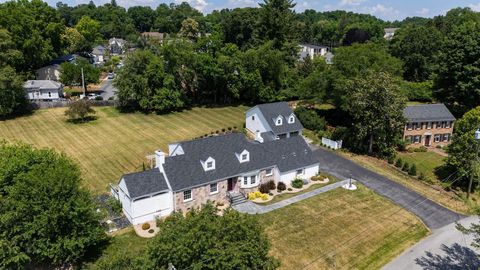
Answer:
[
  {"xmin": 339, "ymin": 152, "xmax": 473, "ymax": 214},
  {"xmin": 0, "ymin": 106, "xmax": 247, "ymax": 193},
  {"xmin": 258, "ymin": 185, "xmax": 428, "ymax": 270}
]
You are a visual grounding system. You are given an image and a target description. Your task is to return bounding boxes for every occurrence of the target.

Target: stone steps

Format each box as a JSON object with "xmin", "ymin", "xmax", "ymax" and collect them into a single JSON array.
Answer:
[{"xmin": 230, "ymin": 193, "xmax": 247, "ymax": 206}]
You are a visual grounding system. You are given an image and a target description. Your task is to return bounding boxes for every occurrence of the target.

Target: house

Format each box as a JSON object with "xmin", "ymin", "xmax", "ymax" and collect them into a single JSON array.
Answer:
[
  {"xmin": 325, "ymin": 51, "xmax": 334, "ymax": 65},
  {"xmin": 299, "ymin": 44, "xmax": 329, "ymax": 60},
  {"xmin": 36, "ymin": 54, "xmax": 86, "ymax": 81},
  {"xmin": 246, "ymin": 102, "xmax": 303, "ymax": 143},
  {"xmin": 114, "ymin": 133, "xmax": 319, "ymax": 225},
  {"xmin": 141, "ymin": 32, "xmax": 167, "ymax": 42},
  {"xmin": 403, "ymin": 104, "xmax": 456, "ymax": 148},
  {"xmin": 24, "ymin": 80, "xmax": 63, "ymax": 101},
  {"xmin": 384, "ymin": 28, "xmax": 399, "ymax": 40},
  {"xmin": 109, "ymin": 38, "xmax": 126, "ymax": 55},
  {"xmin": 92, "ymin": 45, "xmax": 107, "ymax": 65}
]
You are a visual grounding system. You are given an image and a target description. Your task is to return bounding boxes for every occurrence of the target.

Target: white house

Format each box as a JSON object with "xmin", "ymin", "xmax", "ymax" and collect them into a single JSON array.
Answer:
[
  {"xmin": 92, "ymin": 45, "xmax": 107, "ymax": 65},
  {"xmin": 299, "ymin": 44, "xmax": 330, "ymax": 60},
  {"xmin": 246, "ymin": 102, "xmax": 303, "ymax": 143},
  {"xmin": 384, "ymin": 28, "xmax": 399, "ymax": 40},
  {"xmin": 24, "ymin": 80, "xmax": 63, "ymax": 101},
  {"xmin": 113, "ymin": 132, "xmax": 319, "ymax": 225},
  {"xmin": 109, "ymin": 38, "xmax": 126, "ymax": 55}
]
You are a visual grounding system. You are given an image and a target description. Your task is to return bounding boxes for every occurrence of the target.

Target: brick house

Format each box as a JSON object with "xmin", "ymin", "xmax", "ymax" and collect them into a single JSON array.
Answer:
[
  {"xmin": 403, "ymin": 104, "xmax": 456, "ymax": 148},
  {"xmin": 114, "ymin": 133, "xmax": 319, "ymax": 225}
]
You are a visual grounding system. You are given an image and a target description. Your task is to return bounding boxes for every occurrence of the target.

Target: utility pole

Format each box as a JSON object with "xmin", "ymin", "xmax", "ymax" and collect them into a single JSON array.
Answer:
[{"xmin": 81, "ymin": 67, "xmax": 86, "ymax": 97}]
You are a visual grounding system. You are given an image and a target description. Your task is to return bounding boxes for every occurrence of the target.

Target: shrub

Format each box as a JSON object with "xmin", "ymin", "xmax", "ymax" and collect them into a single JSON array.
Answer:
[
  {"xmin": 222, "ymin": 128, "xmax": 226, "ymax": 132},
  {"xmin": 395, "ymin": 158, "xmax": 403, "ymax": 168},
  {"xmin": 216, "ymin": 130, "xmax": 220, "ymax": 134},
  {"xmin": 148, "ymin": 229, "xmax": 154, "ymax": 234},
  {"xmin": 211, "ymin": 131, "xmax": 214, "ymax": 135},
  {"xmin": 402, "ymin": 162, "xmax": 410, "ymax": 172},
  {"xmin": 142, "ymin": 223, "xmax": 150, "ymax": 230},
  {"xmin": 409, "ymin": 164, "xmax": 417, "ymax": 176},
  {"xmin": 261, "ymin": 194, "xmax": 268, "ymax": 201},
  {"xmin": 291, "ymin": 178, "xmax": 304, "ymax": 189},
  {"xmin": 94, "ymin": 96, "xmax": 103, "ymax": 101},
  {"xmin": 415, "ymin": 146, "xmax": 427, "ymax": 152},
  {"xmin": 248, "ymin": 192, "xmax": 256, "ymax": 200},
  {"xmin": 436, "ymin": 145, "xmax": 442, "ymax": 149},
  {"xmin": 106, "ymin": 197, "xmax": 122, "ymax": 216},
  {"xmin": 267, "ymin": 180, "xmax": 276, "ymax": 190},
  {"xmin": 387, "ymin": 155, "xmax": 395, "ymax": 164},
  {"xmin": 233, "ymin": 126, "xmax": 237, "ymax": 129},
  {"xmin": 419, "ymin": 172, "xmax": 426, "ymax": 181},
  {"xmin": 294, "ymin": 106, "xmax": 326, "ymax": 132},
  {"xmin": 268, "ymin": 192, "xmax": 273, "ymax": 196},
  {"xmin": 228, "ymin": 127, "xmax": 232, "ymax": 131},
  {"xmin": 277, "ymin": 182, "xmax": 286, "ymax": 191},
  {"xmin": 287, "ymin": 188, "xmax": 292, "ymax": 191},
  {"xmin": 259, "ymin": 183, "xmax": 270, "ymax": 194},
  {"xmin": 216, "ymin": 202, "xmax": 224, "ymax": 207}
]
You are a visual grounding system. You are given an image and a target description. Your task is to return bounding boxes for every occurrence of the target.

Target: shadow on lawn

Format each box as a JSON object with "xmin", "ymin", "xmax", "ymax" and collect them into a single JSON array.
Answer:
[{"xmin": 415, "ymin": 243, "xmax": 480, "ymax": 270}]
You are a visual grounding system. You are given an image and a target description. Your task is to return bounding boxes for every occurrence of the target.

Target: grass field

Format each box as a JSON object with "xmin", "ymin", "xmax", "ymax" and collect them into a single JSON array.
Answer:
[
  {"xmin": 396, "ymin": 151, "xmax": 445, "ymax": 181},
  {"xmin": 84, "ymin": 185, "xmax": 427, "ymax": 269},
  {"xmin": 0, "ymin": 106, "xmax": 247, "ymax": 193},
  {"xmin": 259, "ymin": 185, "xmax": 428, "ymax": 270}
]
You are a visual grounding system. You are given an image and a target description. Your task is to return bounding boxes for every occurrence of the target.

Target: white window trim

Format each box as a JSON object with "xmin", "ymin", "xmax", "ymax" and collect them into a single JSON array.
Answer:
[
  {"xmin": 183, "ymin": 190, "xmax": 193, "ymax": 202},
  {"xmin": 201, "ymin": 157, "xmax": 215, "ymax": 171},
  {"xmin": 241, "ymin": 174, "xmax": 259, "ymax": 188},
  {"xmin": 265, "ymin": 168, "xmax": 273, "ymax": 176},
  {"xmin": 296, "ymin": 168, "xmax": 305, "ymax": 176},
  {"xmin": 288, "ymin": 114, "xmax": 295, "ymax": 124},
  {"xmin": 209, "ymin": 183, "xmax": 218, "ymax": 195},
  {"xmin": 275, "ymin": 116, "xmax": 283, "ymax": 126},
  {"xmin": 236, "ymin": 149, "xmax": 250, "ymax": 163}
]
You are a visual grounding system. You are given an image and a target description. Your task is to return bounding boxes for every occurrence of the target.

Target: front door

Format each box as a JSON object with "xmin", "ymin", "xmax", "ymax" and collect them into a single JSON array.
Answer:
[
  {"xmin": 425, "ymin": 135, "xmax": 431, "ymax": 147},
  {"xmin": 227, "ymin": 178, "xmax": 236, "ymax": 191}
]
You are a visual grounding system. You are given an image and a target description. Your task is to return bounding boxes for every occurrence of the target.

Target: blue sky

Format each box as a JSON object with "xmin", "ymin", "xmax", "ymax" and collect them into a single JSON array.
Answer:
[{"xmin": 6, "ymin": 0, "xmax": 480, "ymax": 21}]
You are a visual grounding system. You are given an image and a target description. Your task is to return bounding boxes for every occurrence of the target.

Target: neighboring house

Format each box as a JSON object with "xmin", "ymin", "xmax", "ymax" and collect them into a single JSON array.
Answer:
[
  {"xmin": 36, "ymin": 54, "xmax": 86, "ymax": 81},
  {"xmin": 109, "ymin": 38, "xmax": 126, "ymax": 55},
  {"xmin": 299, "ymin": 44, "xmax": 329, "ymax": 60},
  {"xmin": 141, "ymin": 32, "xmax": 167, "ymax": 42},
  {"xmin": 246, "ymin": 102, "xmax": 303, "ymax": 143},
  {"xmin": 403, "ymin": 104, "xmax": 456, "ymax": 148},
  {"xmin": 24, "ymin": 80, "xmax": 63, "ymax": 101},
  {"xmin": 325, "ymin": 51, "xmax": 334, "ymax": 65},
  {"xmin": 92, "ymin": 45, "xmax": 107, "ymax": 65},
  {"xmin": 114, "ymin": 133, "xmax": 319, "ymax": 224},
  {"xmin": 384, "ymin": 28, "xmax": 399, "ymax": 40}
]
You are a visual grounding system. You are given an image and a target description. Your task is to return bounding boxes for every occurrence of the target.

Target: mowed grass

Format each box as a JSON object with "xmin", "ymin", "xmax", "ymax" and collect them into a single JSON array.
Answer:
[
  {"xmin": 258, "ymin": 185, "xmax": 428, "ymax": 270},
  {"xmin": 0, "ymin": 106, "xmax": 247, "ymax": 193},
  {"xmin": 396, "ymin": 151, "xmax": 445, "ymax": 180}
]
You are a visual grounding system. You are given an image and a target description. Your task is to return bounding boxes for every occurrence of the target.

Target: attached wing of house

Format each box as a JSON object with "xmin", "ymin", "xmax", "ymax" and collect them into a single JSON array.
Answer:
[{"xmin": 24, "ymin": 80, "xmax": 63, "ymax": 101}]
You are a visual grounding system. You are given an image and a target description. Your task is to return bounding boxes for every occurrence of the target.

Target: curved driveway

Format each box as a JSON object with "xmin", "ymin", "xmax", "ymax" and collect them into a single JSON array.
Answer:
[{"xmin": 312, "ymin": 147, "xmax": 465, "ymax": 230}]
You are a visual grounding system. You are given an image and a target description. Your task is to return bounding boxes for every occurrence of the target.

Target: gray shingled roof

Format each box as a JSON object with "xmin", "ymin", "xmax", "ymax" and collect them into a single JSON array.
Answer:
[
  {"xmin": 163, "ymin": 133, "xmax": 318, "ymax": 192},
  {"xmin": 24, "ymin": 80, "xmax": 62, "ymax": 90},
  {"xmin": 92, "ymin": 45, "xmax": 106, "ymax": 55},
  {"xmin": 122, "ymin": 168, "xmax": 170, "ymax": 199},
  {"xmin": 403, "ymin": 104, "xmax": 456, "ymax": 122},
  {"xmin": 301, "ymin": 44, "xmax": 329, "ymax": 49},
  {"xmin": 253, "ymin": 102, "xmax": 304, "ymax": 135}
]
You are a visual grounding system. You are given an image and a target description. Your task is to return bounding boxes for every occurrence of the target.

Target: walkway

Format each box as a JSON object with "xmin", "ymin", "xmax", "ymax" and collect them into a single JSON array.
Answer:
[
  {"xmin": 383, "ymin": 216, "xmax": 480, "ymax": 270},
  {"xmin": 312, "ymin": 147, "xmax": 465, "ymax": 230},
  {"xmin": 232, "ymin": 180, "xmax": 350, "ymax": 214}
]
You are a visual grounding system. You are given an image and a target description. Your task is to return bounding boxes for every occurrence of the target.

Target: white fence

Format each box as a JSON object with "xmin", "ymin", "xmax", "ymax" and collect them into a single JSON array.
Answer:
[{"xmin": 321, "ymin": 137, "xmax": 343, "ymax": 150}]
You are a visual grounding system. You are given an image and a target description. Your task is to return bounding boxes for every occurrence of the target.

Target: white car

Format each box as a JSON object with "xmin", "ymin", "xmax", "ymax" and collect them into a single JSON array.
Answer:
[
  {"xmin": 107, "ymin": 73, "xmax": 115, "ymax": 79},
  {"xmin": 87, "ymin": 93, "xmax": 100, "ymax": 100}
]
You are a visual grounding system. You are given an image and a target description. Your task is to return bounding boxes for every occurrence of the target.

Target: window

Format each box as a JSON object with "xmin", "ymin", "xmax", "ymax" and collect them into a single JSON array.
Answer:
[
  {"xmin": 210, "ymin": 183, "xmax": 218, "ymax": 194},
  {"xmin": 427, "ymin": 122, "xmax": 432, "ymax": 129},
  {"xmin": 241, "ymin": 175, "xmax": 258, "ymax": 187},
  {"xmin": 183, "ymin": 190, "xmax": 192, "ymax": 201},
  {"xmin": 415, "ymin": 123, "xmax": 421, "ymax": 130},
  {"xmin": 251, "ymin": 115, "xmax": 255, "ymax": 121},
  {"xmin": 414, "ymin": 135, "xmax": 421, "ymax": 144},
  {"xmin": 443, "ymin": 134, "xmax": 450, "ymax": 142},
  {"xmin": 436, "ymin": 122, "xmax": 442, "ymax": 129},
  {"xmin": 405, "ymin": 136, "xmax": 412, "ymax": 143},
  {"xmin": 288, "ymin": 115, "xmax": 295, "ymax": 124},
  {"xmin": 251, "ymin": 175, "xmax": 256, "ymax": 184},
  {"xmin": 206, "ymin": 161, "xmax": 213, "ymax": 168},
  {"xmin": 241, "ymin": 154, "xmax": 248, "ymax": 161},
  {"xmin": 445, "ymin": 121, "xmax": 451, "ymax": 128},
  {"xmin": 296, "ymin": 169, "xmax": 304, "ymax": 176},
  {"xmin": 202, "ymin": 157, "xmax": 215, "ymax": 171},
  {"xmin": 48, "ymin": 92, "xmax": 51, "ymax": 98},
  {"xmin": 276, "ymin": 118, "xmax": 282, "ymax": 125},
  {"xmin": 434, "ymin": 134, "xmax": 441, "ymax": 142},
  {"xmin": 265, "ymin": 168, "xmax": 273, "ymax": 176},
  {"xmin": 407, "ymin": 123, "xmax": 413, "ymax": 130},
  {"xmin": 243, "ymin": 176, "xmax": 248, "ymax": 185}
]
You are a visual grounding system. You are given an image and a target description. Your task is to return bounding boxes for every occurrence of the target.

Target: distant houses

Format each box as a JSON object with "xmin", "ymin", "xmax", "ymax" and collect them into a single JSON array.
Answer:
[
  {"xmin": 109, "ymin": 38, "xmax": 127, "ymax": 55},
  {"xmin": 92, "ymin": 45, "xmax": 107, "ymax": 65},
  {"xmin": 24, "ymin": 80, "xmax": 64, "ymax": 101},
  {"xmin": 36, "ymin": 54, "xmax": 87, "ymax": 81},
  {"xmin": 384, "ymin": 28, "xmax": 399, "ymax": 40},
  {"xmin": 298, "ymin": 44, "xmax": 334, "ymax": 64},
  {"xmin": 141, "ymin": 32, "xmax": 167, "ymax": 42}
]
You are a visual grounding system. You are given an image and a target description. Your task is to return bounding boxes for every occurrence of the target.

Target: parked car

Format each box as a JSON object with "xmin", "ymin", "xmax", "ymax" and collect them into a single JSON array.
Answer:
[
  {"xmin": 87, "ymin": 93, "xmax": 100, "ymax": 100},
  {"xmin": 107, "ymin": 72, "xmax": 115, "ymax": 79}
]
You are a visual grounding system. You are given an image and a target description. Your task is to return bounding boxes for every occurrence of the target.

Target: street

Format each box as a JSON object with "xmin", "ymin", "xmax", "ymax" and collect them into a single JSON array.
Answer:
[{"xmin": 99, "ymin": 79, "xmax": 117, "ymax": 100}]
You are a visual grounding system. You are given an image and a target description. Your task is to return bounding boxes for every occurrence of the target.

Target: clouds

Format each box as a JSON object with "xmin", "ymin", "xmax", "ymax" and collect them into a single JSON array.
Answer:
[
  {"xmin": 469, "ymin": 3, "xmax": 480, "ymax": 12},
  {"xmin": 340, "ymin": 0, "xmax": 366, "ymax": 6}
]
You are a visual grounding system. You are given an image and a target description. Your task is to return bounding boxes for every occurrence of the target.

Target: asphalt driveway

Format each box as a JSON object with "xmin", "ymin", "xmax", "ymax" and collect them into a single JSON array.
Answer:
[{"xmin": 312, "ymin": 147, "xmax": 465, "ymax": 230}]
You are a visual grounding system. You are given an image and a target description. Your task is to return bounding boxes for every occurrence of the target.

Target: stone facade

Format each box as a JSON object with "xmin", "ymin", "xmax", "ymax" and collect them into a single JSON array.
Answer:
[
  {"xmin": 174, "ymin": 179, "xmax": 229, "ymax": 213},
  {"xmin": 239, "ymin": 168, "xmax": 277, "ymax": 195},
  {"xmin": 403, "ymin": 120, "xmax": 454, "ymax": 148}
]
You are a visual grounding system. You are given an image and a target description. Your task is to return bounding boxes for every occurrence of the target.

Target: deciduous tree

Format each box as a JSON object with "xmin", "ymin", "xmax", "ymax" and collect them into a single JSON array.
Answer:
[
  {"xmin": 0, "ymin": 66, "xmax": 27, "ymax": 117},
  {"xmin": 65, "ymin": 99, "xmax": 96, "ymax": 122}
]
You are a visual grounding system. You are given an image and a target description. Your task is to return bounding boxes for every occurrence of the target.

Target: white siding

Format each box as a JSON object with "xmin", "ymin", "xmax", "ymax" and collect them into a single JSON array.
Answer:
[
  {"xmin": 246, "ymin": 107, "xmax": 271, "ymax": 137},
  {"xmin": 279, "ymin": 164, "xmax": 319, "ymax": 185},
  {"xmin": 27, "ymin": 89, "xmax": 62, "ymax": 101}
]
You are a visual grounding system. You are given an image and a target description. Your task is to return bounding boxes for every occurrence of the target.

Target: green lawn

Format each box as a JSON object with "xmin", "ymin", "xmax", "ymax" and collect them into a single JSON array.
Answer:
[
  {"xmin": 258, "ymin": 185, "xmax": 428, "ymax": 269},
  {"xmin": 396, "ymin": 151, "xmax": 445, "ymax": 181},
  {"xmin": 0, "ymin": 106, "xmax": 247, "ymax": 193}
]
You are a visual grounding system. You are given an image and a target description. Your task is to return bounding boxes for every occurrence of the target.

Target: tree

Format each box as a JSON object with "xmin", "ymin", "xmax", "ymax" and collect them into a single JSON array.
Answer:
[
  {"xmin": 146, "ymin": 204, "xmax": 278, "ymax": 269},
  {"xmin": 62, "ymin": 27, "xmax": 87, "ymax": 53},
  {"xmin": 179, "ymin": 18, "xmax": 200, "ymax": 40},
  {"xmin": 0, "ymin": 66, "xmax": 27, "ymax": 117},
  {"xmin": 60, "ymin": 58, "xmax": 100, "ymax": 87},
  {"xmin": 446, "ymin": 106, "xmax": 480, "ymax": 191},
  {"xmin": 65, "ymin": 99, "xmax": 96, "ymax": 122},
  {"xmin": 0, "ymin": 29, "xmax": 23, "ymax": 69},
  {"xmin": 257, "ymin": 0, "xmax": 296, "ymax": 50},
  {"xmin": 390, "ymin": 25, "xmax": 443, "ymax": 82},
  {"xmin": 344, "ymin": 72, "xmax": 406, "ymax": 156},
  {"xmin": 294, "ymin": 106, "xmax": 326, "ymax": 132},
  {"xmin": 75, "ymin": 15, "xmax": 101, "ymax": 49},
  {"xmin": 0, "ymin": 142, "xmax": 107, "ymax": 268},
  {"xmin": 128, "ymin": 6, "xmax": 155, "ymax": 32},
  {"xmin": 434, "ymin": 21, "xmax": 480, "ymax": 115}
]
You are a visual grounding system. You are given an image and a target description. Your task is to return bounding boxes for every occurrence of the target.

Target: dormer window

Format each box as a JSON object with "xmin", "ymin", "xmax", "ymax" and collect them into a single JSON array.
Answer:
[
  {"xmin": 201, "ymin": 157, "xmax": 215, "ymax": 171},
  {"xmin": 236, "ymin": 149, "xmax": 250, "ymax": 163},
  {"xmin": 288, "ymin": 114, "xmax": 295, "ymax": 124},
  {"xmin": 275, "ymin": 115, "xmax": 283, "ymax": 126}
]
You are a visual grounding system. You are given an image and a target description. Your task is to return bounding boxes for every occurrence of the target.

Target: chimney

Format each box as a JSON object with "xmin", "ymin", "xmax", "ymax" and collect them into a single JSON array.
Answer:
[{"xmin": 155, "ymin": 150, "xmax": 166, "ymax": 172}]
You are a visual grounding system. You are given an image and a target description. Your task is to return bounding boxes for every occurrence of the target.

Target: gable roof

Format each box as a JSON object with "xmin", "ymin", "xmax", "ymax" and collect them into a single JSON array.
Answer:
[
  {"xmin": 121, "ymin": 168, "xmax": 170, "ymax": 199},
  {"xmin": 251, "ymin": 102, "xmax": 304, "ymax": 135},
  {"xmin": 162, "ymin": 133, "xmax": 317, "ymax": 192},
  {"xmin": 92, "ymin": 45, "xmax": 106, "ymax": 55},
  {"xmin": 24, "ymin": 80, "xmax": 62, "ymax": 90},
  {"xmin": 403, "ymin": 104, "xmax": 456, "ymax": 122}
]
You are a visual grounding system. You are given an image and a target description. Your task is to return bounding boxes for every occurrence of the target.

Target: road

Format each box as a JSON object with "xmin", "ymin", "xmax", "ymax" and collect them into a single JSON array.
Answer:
[
  {"xmin": 312, "ymin": 147, "xmax": 465, "ymax": 230},
  {"xmin": 99, "ymin": 79, "xmax": 117, "ymax": 100},
  {"xmin": 383, "ymin": 216, "xmax": 480, "ymax": 270}
]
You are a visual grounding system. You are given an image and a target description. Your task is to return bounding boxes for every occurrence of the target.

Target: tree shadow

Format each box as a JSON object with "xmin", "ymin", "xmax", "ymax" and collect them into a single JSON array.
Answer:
[
  {"xmin": 66, "ymin": 116, "xmax": 97, "ymax": 124},
  {"xmin": 415, "ymin": 243, "xmax": 480, "ymax": 270}
]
